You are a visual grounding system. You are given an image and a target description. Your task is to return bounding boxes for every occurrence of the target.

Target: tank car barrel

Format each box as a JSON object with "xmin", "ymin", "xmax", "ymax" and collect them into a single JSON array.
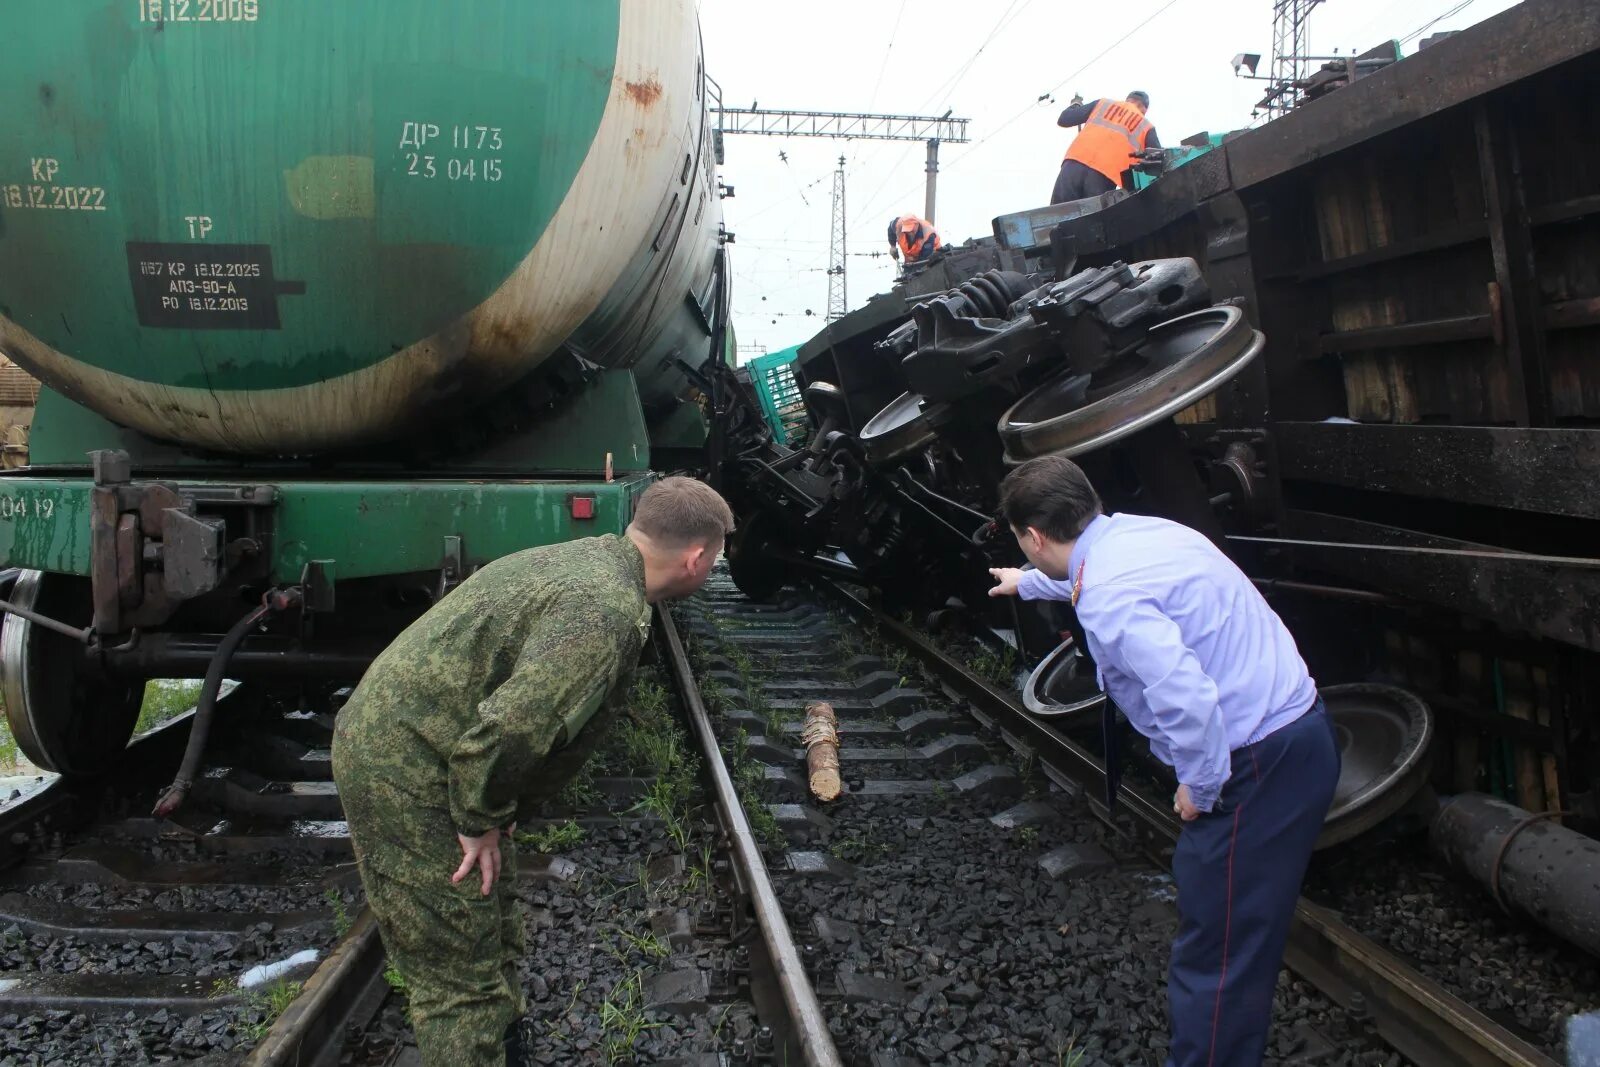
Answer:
[{"xmin": 1431, "ymin": 793, "xmax": 1600, "ymax": 958}]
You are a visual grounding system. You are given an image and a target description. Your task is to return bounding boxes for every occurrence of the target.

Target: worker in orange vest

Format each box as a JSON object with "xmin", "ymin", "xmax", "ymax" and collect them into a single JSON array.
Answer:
[
  {"xmin": 888, "ymin": 215, "xmax": 942, "ymax": 266},
  {"xmin": 1050, "ymin": 91, "xmax": 1160, "ymax": 204}
]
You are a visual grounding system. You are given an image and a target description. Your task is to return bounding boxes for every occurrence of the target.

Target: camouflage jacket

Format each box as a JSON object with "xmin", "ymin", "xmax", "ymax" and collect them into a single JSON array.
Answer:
[{"xmin": 335, "ymin": 534, "xmax": 651, "ymax": 836}]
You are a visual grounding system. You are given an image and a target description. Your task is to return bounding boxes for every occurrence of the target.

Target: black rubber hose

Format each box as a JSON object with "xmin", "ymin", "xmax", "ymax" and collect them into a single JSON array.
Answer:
[{"xmin": 152, "ymin": 600, "xmax": 274, "ymax": 817}]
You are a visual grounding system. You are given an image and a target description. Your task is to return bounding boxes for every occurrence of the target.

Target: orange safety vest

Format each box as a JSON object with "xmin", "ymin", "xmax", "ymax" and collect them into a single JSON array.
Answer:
[
  {"xmin": 1064, "ymin": 99, "xmax": 1153, "ymax": 185},
  {"xmin": 895, "ymin": 216, "xmax": 941, "ymax": 262}
]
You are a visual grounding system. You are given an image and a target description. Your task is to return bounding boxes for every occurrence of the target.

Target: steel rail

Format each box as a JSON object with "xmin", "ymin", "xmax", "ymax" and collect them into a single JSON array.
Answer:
[
  {"xmin": 245, "ymin": 909, "xmax": 387, "ymax": 1067},
  {"xmin": 657, "ymin": 604, "xmax": 844, "ymax": 1067},
  {"xmin": 817, "ymin": 579, "xmax": 1561, "ymax": 1067}
]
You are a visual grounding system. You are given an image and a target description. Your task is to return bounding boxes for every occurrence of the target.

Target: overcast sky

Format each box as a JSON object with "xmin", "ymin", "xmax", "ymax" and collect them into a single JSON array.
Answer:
[{"xmin": 698, "ymin": 0, "xmax": 1522, "ymax": 360}]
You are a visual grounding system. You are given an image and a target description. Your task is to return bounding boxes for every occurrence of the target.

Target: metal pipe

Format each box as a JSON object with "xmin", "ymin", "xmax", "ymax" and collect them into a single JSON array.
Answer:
[
  {"xmin": 1250, "ymin": 577, "xmax": 1398, "ymax": 605},
  {"xmin": 1430, "ymin": 792, "xmax": 1600, "ymax": 958},
  {"xmin": 153, "ymin": 590, "xmax": 299, "ymax": 817},
  {"xmin": 766, "ymin": 548, "xmax": 862, "ymax": 583},
  {"xmin": 97, "ymin": 634, "xmax": 383, "ymax": 679},
  {"xmin": 656, "ymin": 606, "xmax": 842, "ymax": 1067},
  {"xmin": 0, "ymin": 595, "xmax": 94, "ymax": 643}
]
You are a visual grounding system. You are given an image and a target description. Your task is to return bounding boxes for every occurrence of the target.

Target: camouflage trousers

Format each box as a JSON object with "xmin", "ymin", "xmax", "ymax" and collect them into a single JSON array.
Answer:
[{"xmin": 332, "ymin": 741, "xmax": 525, "ymax": 1067}]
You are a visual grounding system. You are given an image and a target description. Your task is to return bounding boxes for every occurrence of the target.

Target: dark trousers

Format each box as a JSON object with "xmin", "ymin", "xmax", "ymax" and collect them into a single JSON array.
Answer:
[
  {"xmin": 1050, "ymin": 158, "xmax": 1117, "ymax": 204},
  {"xmin": 1166, "ymin": 701, "xmax": 1340, "ymax": 1067}
]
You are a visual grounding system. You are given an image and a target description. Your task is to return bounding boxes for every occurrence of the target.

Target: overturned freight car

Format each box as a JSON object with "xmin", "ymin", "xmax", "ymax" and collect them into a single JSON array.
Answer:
[{"xmin": 722, "ymin": 0, "xmax": 1600, "ymax": 879}]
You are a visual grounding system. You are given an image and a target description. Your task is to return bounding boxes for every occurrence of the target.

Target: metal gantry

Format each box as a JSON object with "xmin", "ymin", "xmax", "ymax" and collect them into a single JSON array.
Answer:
[
  {"xmin": 711, "ymin": 108, "xmax": 969, "ymax": 143},
  {"xmin": 714, "ymin": 105, "xmax": 971, "ymax": 319}
]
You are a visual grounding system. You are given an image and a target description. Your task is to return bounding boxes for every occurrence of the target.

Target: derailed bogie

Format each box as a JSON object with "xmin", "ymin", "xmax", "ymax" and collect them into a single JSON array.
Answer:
[{"xmin": 722, "ymin": 248, "xmax": 1258, "ymax": 639}]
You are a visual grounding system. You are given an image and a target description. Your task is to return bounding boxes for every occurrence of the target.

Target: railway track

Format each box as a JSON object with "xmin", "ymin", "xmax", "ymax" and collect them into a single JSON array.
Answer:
[
  {"xmin": 0, "ymin": 650, "xmax": 815, "ymax": 1064},
  {"xmin": 673, "ymin": 571, "xmax": 1582, "ymax": 1067},
  {"xmin": 0, "ymin": 572, "xmax": 1589, "ymax": 1065},
  {"xmin": 0, "ymin": 688, "xmax": 378, "ymax": 1064}
]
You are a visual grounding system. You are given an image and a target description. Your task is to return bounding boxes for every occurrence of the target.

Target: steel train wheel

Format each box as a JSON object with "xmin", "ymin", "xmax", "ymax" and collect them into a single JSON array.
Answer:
[
  {"xmin": 1021, "ymin": 640, "xmax": 1433, "ymax": 849},
  {"xmin": 1021, "ymin": 636, "xmax": 1106, "ymax": 725},
  {"xmin": 0, "ymin": 570, "xmax": 144, "ymax": 776},
  {"xmin": 997, "ymin": 305, "xmax": 1263, "ymax": 462},
  {"xmin": 1317, "ymin": 683, "xmax": 1435, "ymax": 849},
  {"xmin": 858, "ymin": 392, "xmax": 952, "ymax": 467}
]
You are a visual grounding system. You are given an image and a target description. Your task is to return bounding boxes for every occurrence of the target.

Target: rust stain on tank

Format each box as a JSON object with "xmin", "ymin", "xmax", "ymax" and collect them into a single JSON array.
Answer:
[{"xmin": 624, "ymin": 76, "xmax": 663, "ymax": 108}]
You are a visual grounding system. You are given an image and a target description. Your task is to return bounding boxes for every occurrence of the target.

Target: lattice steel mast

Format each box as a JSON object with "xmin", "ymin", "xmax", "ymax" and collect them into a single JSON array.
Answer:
[{"xmin": 826, "ymin": 156, "xmax": 848, "ymax": 323}]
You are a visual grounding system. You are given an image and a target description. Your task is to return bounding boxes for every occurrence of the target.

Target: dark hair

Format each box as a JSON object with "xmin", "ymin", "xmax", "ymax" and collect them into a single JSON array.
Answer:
[
  {"xmin": 632, "ymin": 476, "xmax": 734, "ymax": 548},
  {"xmin": 1127, "ymin": 90, "xmax": 1150, "ymax": 108},
  {"xmin": 998, "ymin": 455, "xmax": 1102, "ymax": 543}
]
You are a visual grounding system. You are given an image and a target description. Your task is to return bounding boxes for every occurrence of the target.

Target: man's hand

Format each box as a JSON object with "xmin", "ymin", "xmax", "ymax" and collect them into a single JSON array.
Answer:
[
  {"xmin": 453, "ymin": 830, "xmax": 503, "ymax": 895},
  {"xmin": 988, "ymin": 567, "xmax": 1024, "ymax": 598},
  {"xmin": 1173, "ymin": 784, "xmax": 1201, "ymax": 822}
]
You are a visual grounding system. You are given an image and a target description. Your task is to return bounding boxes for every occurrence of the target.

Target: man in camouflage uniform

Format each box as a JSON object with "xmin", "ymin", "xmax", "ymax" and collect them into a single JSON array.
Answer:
[{"xmin": 331, "ymin": 477, "xmax": 734, "ymax": 1067}]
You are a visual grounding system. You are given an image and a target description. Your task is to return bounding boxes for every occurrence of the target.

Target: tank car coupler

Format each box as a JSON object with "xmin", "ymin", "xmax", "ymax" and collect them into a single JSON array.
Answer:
[{"xmin": 86, "ymin": 449, "xmax": 274, "ymax": 635}]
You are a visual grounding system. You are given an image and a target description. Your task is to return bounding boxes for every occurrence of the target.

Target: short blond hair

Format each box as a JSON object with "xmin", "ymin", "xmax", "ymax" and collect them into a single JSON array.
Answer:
[{"xmin": 632, "ymin": 476, "xmax": 734, "ymax": 548}]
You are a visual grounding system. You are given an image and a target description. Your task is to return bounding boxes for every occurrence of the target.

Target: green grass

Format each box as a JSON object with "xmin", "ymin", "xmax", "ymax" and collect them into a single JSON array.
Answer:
[
  {"xmin": 0, "ymin": 718, "xmax": 16, "ymax": 770},
  {"xmin": 134, "ymin": 679, "xmax": 204, "ymax": 734},
  {"xmin": 744, "ymin": 795, "xmax": 784, "ymax": 851},
  {"xmin": 518, "ymin": 819, "xmax": 586, "ymax": 854},
  {"xmin": 613, "ymin": 925, "xmax": 669, "ymax": 961},
  {"xmin": 632, "ymin": 777, "xmax": 694, "ymax": 853},
  {"xmin": 555, "ymin": 768, "xmax": 602, "ymax": 811},
  {"xmin": 1053, "ymin": 1037, "xmax": 1086, "ymax": 1066},
  {"xmin": 323, "ymin": 889, "xmax": 352, "ymax": 938},
  {"xmin": 830, "ymin": 828, "xmax": 893, "ymax": 865},
  {"xmin": 599, "ymin": 971, "xmax": 661, "ymax": 1064},
  {"xmin": 383, "ymin": 964, "xmax": 408, "ymax": 994},
  {"xmin": 968, "ymin": 642, "xmax": 1019, "ymax": 689},
  {"xmin": 236, "ymin": 979, "xmax": 303, "ymax": 1041}
]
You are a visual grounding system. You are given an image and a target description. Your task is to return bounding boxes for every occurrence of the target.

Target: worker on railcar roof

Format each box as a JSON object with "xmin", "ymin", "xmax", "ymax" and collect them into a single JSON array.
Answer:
[
  {"xmin": 1051, "ymin": 90, "xmax": 1160, "ymax": 204},
  {"xmin": 988, "ymin": 455, "xmax": 1338, "ymax": 1067},
  {"xmin": 888, "ymin": 214, "xmax": 942, "ymax": 266},
  {"xmin": 331, "ymin": 477, "xmax": 733, "ymax": 1067}
]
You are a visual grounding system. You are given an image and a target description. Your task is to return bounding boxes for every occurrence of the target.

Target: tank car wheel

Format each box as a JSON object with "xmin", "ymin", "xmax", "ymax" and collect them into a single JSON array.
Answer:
[
  {"xmin": 727, "ymin": 515, "xmax": 787, "ymax": 603},
  {"xmin": 859, "ymin": 392, "xmax": 953, "ymax": 467},
  {"xmin": 1022, "ymin": 635, "xmax": 1107, "ymax": 727},
  {"xmin": 998, "ymin": 305, "xmax": 1263, "ymax": 462},
  {"xmin": 1317, "ymin": 683, "xmax": 1435, "ymax": 849},
  {"xmin": 1, "ymin": 571, "xmax": 144, "ymax": 776}
]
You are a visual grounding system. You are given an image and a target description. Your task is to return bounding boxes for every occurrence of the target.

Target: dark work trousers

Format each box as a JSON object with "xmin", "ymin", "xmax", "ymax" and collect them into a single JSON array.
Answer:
[
  {"xmin": 1050, "ymin": 158, "xmax": 1117, "ymax": 204},
  {"xmin": 1166, "ymin": 699, "xmax": 1340, "ymax": 1067}
]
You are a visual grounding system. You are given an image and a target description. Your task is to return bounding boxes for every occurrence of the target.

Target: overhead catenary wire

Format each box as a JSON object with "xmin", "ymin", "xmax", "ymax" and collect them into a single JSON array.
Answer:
[
  {"xmin": 847, "ymin": 0, "xmax": 912, "ymax": 173},
  {"xmin": 848, "ymin": 0, "xmax": 1038, "ymax": 227},
  {"xmin": 1399, "ymin": 0, "xmax": 1477, "ymax": 44},
  {"xmin": 854, "ymin": 0, "xmax": 1190, "ymax": 227}
]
